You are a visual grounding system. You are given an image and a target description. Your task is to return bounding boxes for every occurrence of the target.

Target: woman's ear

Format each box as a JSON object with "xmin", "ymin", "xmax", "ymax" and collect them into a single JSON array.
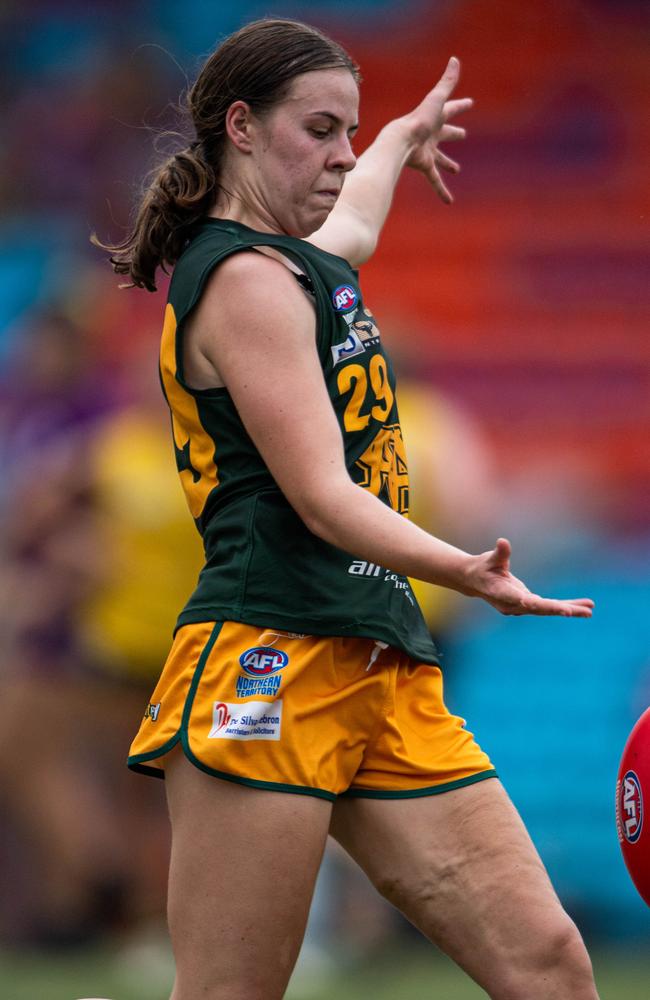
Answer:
[{"xmin": 225, "ymin": 101, "xmax": 254, "ymax": 153}]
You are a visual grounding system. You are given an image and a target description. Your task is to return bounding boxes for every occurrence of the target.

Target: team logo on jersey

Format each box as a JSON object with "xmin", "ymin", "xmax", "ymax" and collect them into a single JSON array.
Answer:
[
  {"xmin": 144, "ymin": 701, "xmax": 161, "ymax": 722},
  {"xmin": 618, "ymin": 770, "xmax": 643, "ymax": 844},
  {"xmin": 239, "ymin": 646, "xmax": 289, "ymax": 677},
  {"xmin": 332, "ymin": 328, "xmax": 365, "ymax": 364},
  {"xmin": 332, "ymin": 284, "xmax": 358, "ymax": 312},
  {"xmin": 331, "ymin": 307, "xmax": 382, "ymax": 365}
]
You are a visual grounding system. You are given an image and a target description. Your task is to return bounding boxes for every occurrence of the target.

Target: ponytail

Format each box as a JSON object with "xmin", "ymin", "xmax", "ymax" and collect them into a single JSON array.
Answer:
[
  {"xmin": 94, "ymin": 18, "xmax": 358, "ymax": 292},
  {"xmin": 91, "ymin": 142, "xmax": 217, "ymax": 292}
]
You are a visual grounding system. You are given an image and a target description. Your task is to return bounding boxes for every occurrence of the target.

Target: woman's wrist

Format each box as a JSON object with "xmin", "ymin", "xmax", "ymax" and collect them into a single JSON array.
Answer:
[
  {"xmin": 376, "ymin": 117, "xmax": 419, "ymax": 163},
  {"xmin": 423, "ymin": 541, "xmax": 477, "ymax": 596}
]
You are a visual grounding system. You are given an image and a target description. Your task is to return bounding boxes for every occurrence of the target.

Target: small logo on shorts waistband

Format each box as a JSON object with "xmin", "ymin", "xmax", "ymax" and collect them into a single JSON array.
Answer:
[{"xmin": 239, "ymin": 646, "xmax": 288, "ymax": 676}]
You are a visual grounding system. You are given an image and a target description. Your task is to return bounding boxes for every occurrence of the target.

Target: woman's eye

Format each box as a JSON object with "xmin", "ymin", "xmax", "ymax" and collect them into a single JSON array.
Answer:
[{"xmin": 310, "ymin": 128, "xmax": 330, "ymax": 139}]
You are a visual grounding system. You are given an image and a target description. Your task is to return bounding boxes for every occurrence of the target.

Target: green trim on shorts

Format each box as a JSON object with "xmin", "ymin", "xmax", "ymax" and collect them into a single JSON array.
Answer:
[
  {"xmin": 180, "ymin": 620, "xmax": 224, "ymax": 730},
  {"xmin": 181, "ymin": 745, "xmax": 337, "ymax": 801},
  {"xmin": 342, "ymin": 768, "xmax": 499, "ymax": 799},
  {"xmin": 128, "ymin": 620, "xmax": 336, "ymax": 801},
  {"xmin": 127, "ymin": 622, "xmax": 223, "ymax": 780},
  {"xmin": 128, "ymin": 725, "xmax": 336, "ymax": 800},
  {"xmin": 128, "ymin": 761, "xmax": 167, "ymax": 779},
  {"xmin": 127, "ymin": 732, "xmax": 181, "ymax": 777},
  {"xmin": 179, "ymin": 619, "xmax": 335, "ymax": 799}
]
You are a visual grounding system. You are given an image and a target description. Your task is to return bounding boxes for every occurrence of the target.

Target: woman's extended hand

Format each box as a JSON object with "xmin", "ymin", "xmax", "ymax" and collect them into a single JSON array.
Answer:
[
  {"xmin": 460, "ymin": 538, "xmax": 595, "ymax": 617},
  {"xmin": 398, "ymin": 56, "xmax": 473, "ymax": 204}
]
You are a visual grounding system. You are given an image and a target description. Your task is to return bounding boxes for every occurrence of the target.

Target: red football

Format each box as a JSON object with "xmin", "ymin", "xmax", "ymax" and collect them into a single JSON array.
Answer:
[{"xmin": 616, "ymin": 707, "xmax": 650, "ymax": 907}]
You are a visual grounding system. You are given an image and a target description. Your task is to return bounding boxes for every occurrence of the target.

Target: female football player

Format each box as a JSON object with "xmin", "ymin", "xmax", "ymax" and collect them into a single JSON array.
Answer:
[{"xmin": 98, "ymin": 18, "xmax": 599, "ymax": 1000}]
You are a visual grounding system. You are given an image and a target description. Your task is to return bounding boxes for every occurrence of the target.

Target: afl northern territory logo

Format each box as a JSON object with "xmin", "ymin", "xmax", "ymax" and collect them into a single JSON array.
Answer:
[
  {"xmin": 332, "ymin": 284, "xmax": 358, "ymax": 312},
  {"xmin": 618, "ymin": 770, "xmax": 643, "ymax": 844},
  {"xmin": 239, "ymin": 646, "xmax": 289, "ymax": 677}
]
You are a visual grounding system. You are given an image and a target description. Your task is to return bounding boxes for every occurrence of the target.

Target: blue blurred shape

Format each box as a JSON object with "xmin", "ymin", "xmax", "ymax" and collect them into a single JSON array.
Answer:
[
  {"xmin": 7, "ymin": 13, "xmax": 111, "ymax": 81},
  {"xmin": 444, "ymin": 561, "xmax": 650, "ymax": 938},
  {"xmin": 0, "ymin": 240, "xmax": 50, "ymax": 357},
  {"xmin": 152, "ymin": 0, "xmax": 424, "ymax": 56}
]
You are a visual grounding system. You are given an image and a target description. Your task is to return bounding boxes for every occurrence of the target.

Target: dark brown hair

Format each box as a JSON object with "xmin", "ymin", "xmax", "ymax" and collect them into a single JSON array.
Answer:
[{"xmin": 93, "ymin": 19, "xmax": 359, "ymax": 291}]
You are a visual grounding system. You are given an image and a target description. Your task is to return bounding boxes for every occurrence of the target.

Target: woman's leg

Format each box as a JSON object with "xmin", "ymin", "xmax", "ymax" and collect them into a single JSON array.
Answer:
[
  {"xmin": 331, "ymin": 778, "xmax": 599, "ymax": 1000},
  {"xmin": 165, "ymin": 749, "xmax": 332, "ymax": 1000}
]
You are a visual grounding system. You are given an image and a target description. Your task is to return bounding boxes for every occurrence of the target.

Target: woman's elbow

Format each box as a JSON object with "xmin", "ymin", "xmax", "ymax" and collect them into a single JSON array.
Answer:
[
  {"xmin": 291, "ymin": 479, "xmax": 354, "ymax": 546},
  {"xmin": 348, "ymin": 226, "xmax": 378, "ymax": 268},
  {"xmin": 295, "ymin": 501, "xmax": 337, "ymax": 544}
]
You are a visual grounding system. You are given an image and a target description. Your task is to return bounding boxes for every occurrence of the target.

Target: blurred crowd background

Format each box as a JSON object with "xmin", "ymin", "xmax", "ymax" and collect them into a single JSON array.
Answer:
[{"xmin": 1, "ymin": 0, "xmax": 649, "ymax": 994}]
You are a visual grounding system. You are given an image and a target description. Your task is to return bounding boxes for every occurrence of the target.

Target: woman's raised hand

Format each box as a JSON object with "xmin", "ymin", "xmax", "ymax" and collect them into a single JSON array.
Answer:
[
  {"xmin": 460, "ymin": 537, "xmax": 595, "ymax": 618},
  {"xmin": 398, "ymin": 56, "xmax": 473, "ymax": 204}
]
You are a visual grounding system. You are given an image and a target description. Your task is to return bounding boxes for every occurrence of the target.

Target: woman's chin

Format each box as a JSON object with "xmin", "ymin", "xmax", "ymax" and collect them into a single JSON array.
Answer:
[{"xmin": 291, "ymin": 208, "xmax": 332, "ymax": 239}]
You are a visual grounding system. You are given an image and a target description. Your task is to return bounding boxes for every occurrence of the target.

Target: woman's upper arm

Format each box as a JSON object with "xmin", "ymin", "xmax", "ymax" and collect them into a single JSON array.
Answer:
[
  {"xmin": 192, "ymin": 251, "xmax": 350, "ymax": 524},
  {"xmin": 306, "ymin": 205, "xmax": 375, "ymax": 268}
]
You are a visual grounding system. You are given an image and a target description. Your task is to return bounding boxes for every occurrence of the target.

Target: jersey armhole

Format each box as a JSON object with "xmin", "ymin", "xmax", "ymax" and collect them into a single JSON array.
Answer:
[
  {"xmin": 175, "ymin": 243, "xmax": 321, "ymax": 396},
  {"xmin": 250, "ymin": 245, "xmax": 316, "ymax": 302}
]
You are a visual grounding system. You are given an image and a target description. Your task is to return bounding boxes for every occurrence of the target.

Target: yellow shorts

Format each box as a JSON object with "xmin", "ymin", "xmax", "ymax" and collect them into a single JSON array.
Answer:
[{"xmin": 128, "ymin": 621, "xmax": 496, "ymax": 801}]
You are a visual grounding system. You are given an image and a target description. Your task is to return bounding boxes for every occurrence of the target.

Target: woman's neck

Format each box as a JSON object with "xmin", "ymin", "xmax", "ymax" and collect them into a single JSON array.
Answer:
[{"xmin": 209, "ymin": 182, "xmax": 280, "ymax": 235}]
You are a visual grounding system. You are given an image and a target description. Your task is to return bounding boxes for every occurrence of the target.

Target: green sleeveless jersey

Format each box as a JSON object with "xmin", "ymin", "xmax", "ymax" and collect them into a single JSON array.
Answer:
[{"xmin": 162, "ymin": 218, "xmax": 440, "ymax": 664}]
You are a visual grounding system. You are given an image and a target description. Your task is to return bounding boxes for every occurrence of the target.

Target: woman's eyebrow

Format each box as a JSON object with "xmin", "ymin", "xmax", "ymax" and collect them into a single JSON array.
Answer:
[{"xmin": 308, "ymin": 111, "xmax": 359, "ymax": 133}]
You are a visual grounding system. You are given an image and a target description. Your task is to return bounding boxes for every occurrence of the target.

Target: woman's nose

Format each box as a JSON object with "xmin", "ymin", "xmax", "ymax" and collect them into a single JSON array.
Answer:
[{"xmin": 330, "ymin": 135, "xmax": 357, "ymax": 172}]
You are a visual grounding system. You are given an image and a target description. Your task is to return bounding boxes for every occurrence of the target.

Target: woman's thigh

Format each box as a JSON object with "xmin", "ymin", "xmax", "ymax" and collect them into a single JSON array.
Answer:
[
  {"xmin": 330, "ymin": 778, "xmax": 597, "ymax": 999},
  {"xmin": 165, "ymin": 748, "xmax": 332, "ymax": 1000}
]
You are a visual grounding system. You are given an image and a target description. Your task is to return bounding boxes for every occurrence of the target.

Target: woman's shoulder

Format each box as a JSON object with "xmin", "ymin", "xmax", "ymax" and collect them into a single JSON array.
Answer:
[
  {"xmin": 201, "ymin": 247, "xmax": 305, "ymax": 297},
  {"xmin": 170, "ymin": 217, "xmax": 355, "ymax": 324},
  {"xmin": 185, "ymin": 243, "xmax": 315, "ymax": 332},
  {"xmin": 182, "ymin": 218, "xmax": 354, "ymax": 272},
  {"xmin": 168, "ymin": 220, "xmax": 259, "ymax": 315},
  {"xmin": 173, "ymin": 219, "xmax": 299, "ymax": 284}
]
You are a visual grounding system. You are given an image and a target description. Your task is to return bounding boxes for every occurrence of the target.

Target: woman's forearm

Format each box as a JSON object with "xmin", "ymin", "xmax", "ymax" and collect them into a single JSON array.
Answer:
[
  {"xmin": 309, "ymin": 59, "xmax": 470, "ymax": 265},
  {"xmin": 301, "ymin": 477, "xmax": 594, "ymax": 618},
  {"xmin": 302, "ymin": 473, "xmax": 472, "ymax": 594},
  {"xmin": 333, "ymin": 120, "xmax": 414, "ymax": 249},
  {"xmin": 309, "ymin": 120, "xmax": 415, "ymax": 265}
]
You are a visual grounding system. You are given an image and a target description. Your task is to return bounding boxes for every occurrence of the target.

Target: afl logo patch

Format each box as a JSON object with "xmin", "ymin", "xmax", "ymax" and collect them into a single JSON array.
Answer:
[
  {"xmin": 239, "ymin": 646, "xmax": 289, "ymax": 677},
  {"xmin": 332, "ymin": 284, "xmax": 358, "ymax": 312},
  {"xmin": 618, "ymin": 770, "xmax": 643, "ymax": 844}
]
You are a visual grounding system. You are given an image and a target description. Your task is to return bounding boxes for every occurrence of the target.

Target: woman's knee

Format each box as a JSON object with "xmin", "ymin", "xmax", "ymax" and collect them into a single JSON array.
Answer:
[
  {"xmin": 495, "ymin": 914, "xmax": 597, "ymax": 1000},
  {"xmin": 374, "ymin": 870, "xmax": 598, "ymax": 1000}
]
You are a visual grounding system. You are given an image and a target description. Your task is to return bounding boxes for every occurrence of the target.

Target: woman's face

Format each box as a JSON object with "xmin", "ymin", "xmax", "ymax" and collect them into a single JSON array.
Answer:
[{"xmin": 235, "ymin": 68, "xmax": 360, "ymax": 237}]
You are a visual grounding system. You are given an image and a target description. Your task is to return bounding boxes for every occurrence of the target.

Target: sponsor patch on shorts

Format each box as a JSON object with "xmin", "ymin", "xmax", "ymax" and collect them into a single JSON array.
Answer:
[{"xmin": 208, "ymin": 700, "xmax": 283, "ymax": 741}]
